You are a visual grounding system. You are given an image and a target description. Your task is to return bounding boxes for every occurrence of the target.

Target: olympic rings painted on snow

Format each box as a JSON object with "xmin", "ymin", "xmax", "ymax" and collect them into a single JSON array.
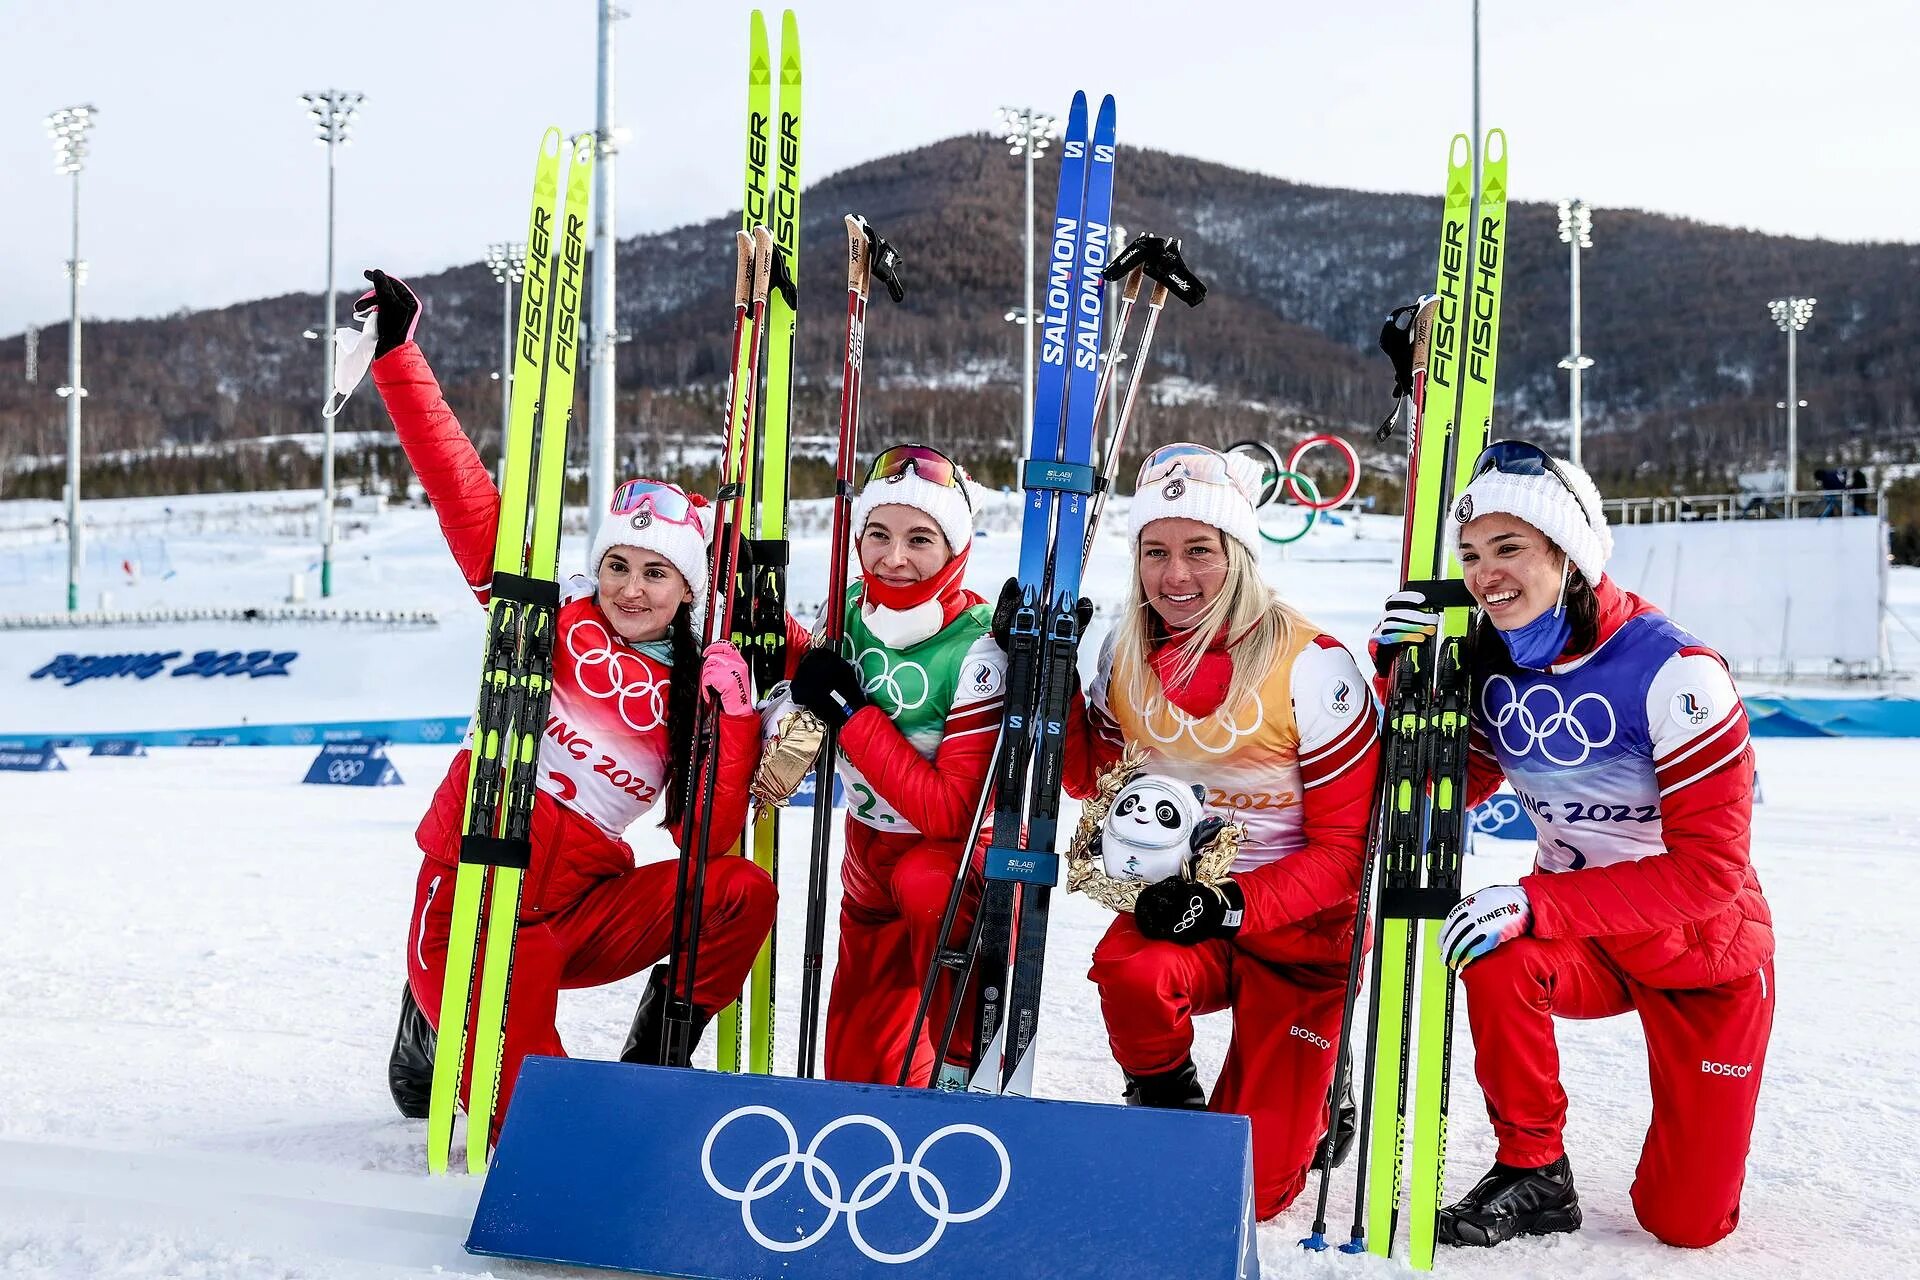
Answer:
[{"xmin": 1284, "ymin": 434, "xmax": 1361, "ymax": 510}]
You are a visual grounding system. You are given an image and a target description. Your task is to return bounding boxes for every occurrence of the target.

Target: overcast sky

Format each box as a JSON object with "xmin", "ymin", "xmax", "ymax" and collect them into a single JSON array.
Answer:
[{"xmin": 5, "ymin": 0, "xmax": 1912, "ymax": 337}]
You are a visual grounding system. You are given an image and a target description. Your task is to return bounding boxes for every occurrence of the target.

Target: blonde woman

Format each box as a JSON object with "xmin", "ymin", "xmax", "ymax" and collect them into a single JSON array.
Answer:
[{"xmin": 1064, "ymin": 442, "xmax": 1380, "ymax": 1222}]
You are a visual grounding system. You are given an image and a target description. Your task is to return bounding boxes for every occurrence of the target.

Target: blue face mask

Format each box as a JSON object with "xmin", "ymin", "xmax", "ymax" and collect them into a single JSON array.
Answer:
[{"xmin": 1498, "ymin": 607, "xmax": 1571, "ymax": 670}]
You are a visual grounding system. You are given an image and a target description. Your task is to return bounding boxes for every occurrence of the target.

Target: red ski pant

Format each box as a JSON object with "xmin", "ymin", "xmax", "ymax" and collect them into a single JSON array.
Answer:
[
  {"xmin": 825, "ymin": 836, "xmax": 980, "ymax": 1087},
  {"xmin": 1091, "ymin": 916, "xmax": 1348, "ymax": 1220},
  {"xmin": 405, "ymin": 852, "xmax": 775, "ymax": 1134},
  {"xmin": 1461, "ymin": 936, "xmax": 1774, "ymax": 1248}
]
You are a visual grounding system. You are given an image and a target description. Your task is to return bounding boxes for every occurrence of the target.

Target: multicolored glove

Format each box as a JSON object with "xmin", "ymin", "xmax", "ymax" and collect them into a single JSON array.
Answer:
[
  {"xmin": 700, "ymin": 641, "xmax": 754, "ymax": 717},
  {"xmin": 1440, "ymin": 884, "xmax": 1532, "ymax": 969},
  {"xmin": 1369, "ymin": 589, "xmax": 1442, "ymax": 676}
]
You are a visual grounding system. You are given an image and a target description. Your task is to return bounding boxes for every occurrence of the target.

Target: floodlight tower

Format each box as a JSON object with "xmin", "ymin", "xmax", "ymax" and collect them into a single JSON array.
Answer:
[
  {"xmin": 47, "ymin": 104, "xmax": 95, "ymax": 613},
  {"xmin": 1768, "ymin": 295, "xmax": 1817, "ymax": 496},
  {"xmin": 1557, "ymin": 199, "xmax": 1595, "ymax": 467},
  {"xmin": 302, "ymin": 88, "xmax": 363, "ymax": 597},
  {"xmin": 997, "ymin": 105, "xmax": 1057, "ymax": 444}
]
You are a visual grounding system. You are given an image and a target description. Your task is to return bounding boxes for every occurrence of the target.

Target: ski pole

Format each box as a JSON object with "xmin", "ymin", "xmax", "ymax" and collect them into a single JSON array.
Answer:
[
  {"xmin": 900, "ymin": 727, "xmax": 1002, "ymax": 1087},
  {"xmin": 796, "ymin": 214, "xmax": 903, "ymax": 1077},
  {"xmin": 1301, "ymin": 791, "xmax": 1388, "ymax": 1251},
  {"xmin": 1082, "ymin": 235, "xmax": 1207, "ymax": 561},
  {"xmin": 666, "ymin": 227, "xmax": 773, "ymax": 1067}
]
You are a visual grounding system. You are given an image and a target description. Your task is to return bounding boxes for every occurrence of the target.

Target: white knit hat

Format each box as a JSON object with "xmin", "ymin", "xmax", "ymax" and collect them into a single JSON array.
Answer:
[
  {"xmin": 1127, "ymin": 447, "xmax": 1264, "ymax": 557},
  {"xmin": 1448, "ymin": 453, "xmax": 1613, "ymax": 586},
  {"xmin": 587, "ymin": 482, "xmax": 715, "ymax": 629},
  {"xmin": 850, "ymin": 465, "xmax": 977, "ymax": 556}
]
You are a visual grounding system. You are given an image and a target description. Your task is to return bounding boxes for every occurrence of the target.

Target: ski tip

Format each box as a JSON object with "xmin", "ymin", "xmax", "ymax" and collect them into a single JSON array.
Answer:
[
  {"xmin": 570, "ymin": 132, "xmax": 595, "ymax": 166},
  {"xmin": 1337, "ymin": 1236, "xmax": 1368, "ymax": 1255},
  {"xmin": 539, "ymin": 126, "xmax": 565, "ymax": 158},
  {"xmin": 1484, "ymin": 127, "xmax": 1507, "ymax": 165},
  {"xmin": 1448, "ymin": 133, "xmax": 1472, "ymax": 171},
  {"xmin": 1068, "ymin": 89, "xmax": 1089, "ymax": 120},
  {"xmin": 1300, "ymin": 1233, "xmax": 1329, "ymax": 1252}
]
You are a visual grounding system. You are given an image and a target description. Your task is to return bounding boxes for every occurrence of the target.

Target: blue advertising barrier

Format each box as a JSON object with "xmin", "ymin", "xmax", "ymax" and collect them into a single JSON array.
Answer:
[
  {"xmin": 0, "ymin": 745, "xmax": 65, "ymax": 773},
  {"xmin": 0, "ymin": 715, "xmax": 467, "ymax": 751},
  {"xmin": 90, "ymin": 738, "xmax": 148, "ymax": 757},
  {"xmin": 790, "ymin": 769, "xmax": 845, "ymax": 809},
  {"xmin": 1469, "ymin": 789, "xmax": 1538, "ymax": 841},
  {"xmin": 301, "ymin": 740, "xmax": 402, "ymax": 787},
  {"xmin": 1746, "ymin": 696, "xmax": 1920, "ymax": 738},
  {"xmin": 471, "ymin": 1059, "xmax": 1259, "ymax": 1280}
]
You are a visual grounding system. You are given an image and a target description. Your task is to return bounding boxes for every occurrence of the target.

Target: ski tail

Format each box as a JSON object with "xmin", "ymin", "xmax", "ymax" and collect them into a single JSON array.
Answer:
[
  {"xmin": 427, "ymin": 127, "xmax": 568, "ymax": 1177},
  {"xmin": 1406, "ymin": 127, "xmax": 1508, "ymax": 1272},
  {"xmin": 715, "ymin": 6, "xmax": 772, "ymax": 1077},
  {"xmin": 1360, "ymin": 131, "xmax": 1473, "ymax": 1249},
  {"xmin": 998, "ymin": 93, "xmax": 1116, "ymax": 1096},
  {"xmin": 968, "ymin": 90, "xmax": 1092, "ymax": 1095},
  {"xmin": 463, "ymin": 132, "xmax": 595, "ymax": 1172}
]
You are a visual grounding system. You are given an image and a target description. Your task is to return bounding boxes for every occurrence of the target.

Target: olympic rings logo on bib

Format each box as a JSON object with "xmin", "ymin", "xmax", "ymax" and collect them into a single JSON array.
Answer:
[
  {"xmin": 1136, "ymin": 676, "xmax": 1265, "ymax": 755},
  {"xmin": 1483, "ymin": 675, "xmax": 1617, "ymax": 766},
  {"xmin": 854, "ymin": 646, "xmax": 931, "ymax": 713},
  {"xmin": 700, "ymin": 1105, "xmax": 1011, "ymax": 1265},
  {"xmin": 566, "ymin": 617, "xmax": 669, "ymax": 732}
]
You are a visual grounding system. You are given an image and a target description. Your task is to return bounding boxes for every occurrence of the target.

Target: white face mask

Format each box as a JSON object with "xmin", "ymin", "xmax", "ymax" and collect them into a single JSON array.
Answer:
[{"xmin": 322, "ymin": 307, "xmax": 380, "ymax": 419}]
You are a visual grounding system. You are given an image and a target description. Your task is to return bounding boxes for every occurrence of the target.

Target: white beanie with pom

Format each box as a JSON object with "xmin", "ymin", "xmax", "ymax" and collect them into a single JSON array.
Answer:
[
  {"xmin": 1448, "ymin": 453, "xmax": 1613, "ymax": 585},
  {"xmin": 587, "ymin": 483, "xmax": 715, "ymax": 630},
  {"xmin": 1127, "ymin": 446, "xmax": 1264, "ymax": 558},
  {"xmin": 850, "ymin": 466, "xmax": 978, "ymax": 556}
]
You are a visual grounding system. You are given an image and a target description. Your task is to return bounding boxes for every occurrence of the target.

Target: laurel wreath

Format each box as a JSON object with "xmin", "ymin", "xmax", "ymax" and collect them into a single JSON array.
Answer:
[{"xmin": 1064, "ymin": 741, "xmax": 1243, "ymax": 913}]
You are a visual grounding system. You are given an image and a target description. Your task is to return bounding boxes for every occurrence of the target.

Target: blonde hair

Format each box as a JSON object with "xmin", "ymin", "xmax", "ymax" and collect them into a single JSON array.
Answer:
[{"xmin": 1114, "ymin": 534, "xmax": 1306, "ymax": 727}]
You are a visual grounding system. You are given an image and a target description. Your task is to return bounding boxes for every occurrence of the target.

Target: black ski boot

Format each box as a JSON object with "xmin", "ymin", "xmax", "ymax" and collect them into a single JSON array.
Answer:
[
  {"xmin": 1438, "ymin": 1155, "xmax": 1583, "ymax": 1247},
  {"xmin": 620, "ymin": 964, "xmax": 713, "ymax": 1068},
  {"xmin": 388, "ymin": 983, "xmax": 436, "ymax": 1120},
  {"xmin": 1122, "ymin": 1058, "xmax": 1208, "ymax": 1110},
  {"xmin": 1312, "ymin": 1077, "xmax": 1358, "ymax": 1172}
]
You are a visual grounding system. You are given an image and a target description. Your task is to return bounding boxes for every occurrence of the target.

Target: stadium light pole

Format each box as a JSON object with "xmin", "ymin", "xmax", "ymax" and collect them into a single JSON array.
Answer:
[
  {"xmin": 47, "ymin": 105, "xmax": 95, "ymax": 613},
  {"xmin": 1556, "ymin": 199, "xmax": 1595, "ymax": 467},
  {"xmin": 588, "ymin": 1, "xmax": 631, "ymax": 528},
  {"xmin": 997, "ymin": 105, "xmax": 1057, "ymax": 446},
  {"xmin": 1768, "ymin": 296, "xmax": 1816, "ymax": 496},
  {"xmin": 486, "ymin": 241, "xmax": 527, "ymax": 488},
  {"xmin": 302, "ymin": 88, "xmax": 363, "ymax": 599}
]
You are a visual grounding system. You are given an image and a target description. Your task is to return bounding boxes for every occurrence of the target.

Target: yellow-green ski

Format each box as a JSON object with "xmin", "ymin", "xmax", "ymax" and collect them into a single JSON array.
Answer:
[
  {"xmin": 464, "ymin": 133, "xmax": 595, "ymax": 1170},
  {"xmin": 425, "ymin": 128, "xmax": 592, "ymax": 1175},
  {"xmin": 743, "ymin": 7, "xmax": 802, "ymax": 1079},
  {"xmin": 716, "ymin": 7, "xmax": 775, "ymax": 1076},
  {"xmin": 1361, "ymin": 131, "xmax": 1473, "ymax": 1254},
  {"xmin": 1406, "ymin": 127, "xmax": 1508, "ymax": 1270}
]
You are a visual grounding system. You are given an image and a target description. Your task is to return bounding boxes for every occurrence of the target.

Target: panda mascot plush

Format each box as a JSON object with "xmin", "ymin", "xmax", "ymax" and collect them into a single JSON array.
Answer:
[{"xmin": 1066, "ymin": 743, "xmax": 1241, "ymax": 913}]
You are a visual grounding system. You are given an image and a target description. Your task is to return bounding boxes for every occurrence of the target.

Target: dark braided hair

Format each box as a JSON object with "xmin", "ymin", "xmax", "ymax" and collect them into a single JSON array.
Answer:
[{"xmin": 662, "ymin": 600, "xmax": 703, "ymax": 829}]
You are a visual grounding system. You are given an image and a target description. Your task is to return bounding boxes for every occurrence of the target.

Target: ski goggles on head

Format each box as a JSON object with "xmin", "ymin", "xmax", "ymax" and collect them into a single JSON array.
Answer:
[
  {"xmin": 609, "ymin": 478, "xmax": 703, "ymax": 527},
  {"xmin": 868, "ymin": 444, "xmax": 973, "ymax": 509},
  {"xmin": 1135, "ymin": 442, "xmax": 1234, "ymax": 489},
  {"xmin": 1470, "ymin": 440, "xmax": 1580, "ymax": 502}
]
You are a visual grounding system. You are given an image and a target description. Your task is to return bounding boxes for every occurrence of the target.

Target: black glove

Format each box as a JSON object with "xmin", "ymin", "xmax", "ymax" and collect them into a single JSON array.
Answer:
[
  {"xmin": 790, "ymin": 648, "xmax": 870, "ymax": 727},
  {"xmin": 358, "ymin": 269, "xmax": 422, "ymax": 358},
  {"xmin": 1134, "ymin": 874, "xmax": 1246, "ymax": 945},
  {"xmin": 990, "ymin": 577, "xmax": 1094, "ymax": 652}
]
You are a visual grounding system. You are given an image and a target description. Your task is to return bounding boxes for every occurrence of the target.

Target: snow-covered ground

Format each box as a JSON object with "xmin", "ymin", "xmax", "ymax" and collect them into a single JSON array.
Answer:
[{"xmin": 2, "ymin": 491, "xmax": 1916, "ymax": 1278}]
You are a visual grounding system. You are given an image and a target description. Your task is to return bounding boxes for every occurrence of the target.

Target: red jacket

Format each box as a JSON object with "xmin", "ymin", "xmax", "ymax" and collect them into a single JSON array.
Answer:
[
  {"xmin": 1460, "ymin": 579, "xmax": 1773, "ymax": 989},
  {"xmin": 374, "ymin": 343, "xmax": 757, "ymax": 920}
]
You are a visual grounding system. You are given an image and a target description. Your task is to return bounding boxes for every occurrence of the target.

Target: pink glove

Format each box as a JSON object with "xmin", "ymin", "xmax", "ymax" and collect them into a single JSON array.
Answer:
[{"xmin": 701, "ymin": 641, "xmax": 753, "ymax": 717}]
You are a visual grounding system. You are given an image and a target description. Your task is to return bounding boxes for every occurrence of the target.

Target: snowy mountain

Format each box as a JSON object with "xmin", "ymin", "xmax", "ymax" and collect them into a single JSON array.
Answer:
[{"xmin": 4, "ymin": 134, "xmax": 1917, "ymax": 500}]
